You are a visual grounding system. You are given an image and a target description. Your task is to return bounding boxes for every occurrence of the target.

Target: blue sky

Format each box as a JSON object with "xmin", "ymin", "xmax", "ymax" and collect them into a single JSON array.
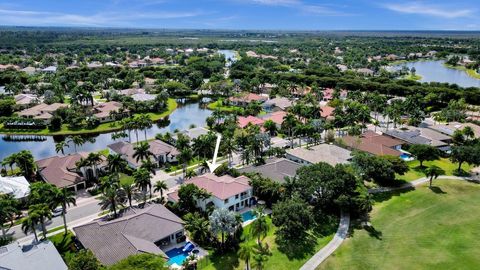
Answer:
[{"xmin": 0, "ymin": 0, "xmax": 478, "ymax": 30}]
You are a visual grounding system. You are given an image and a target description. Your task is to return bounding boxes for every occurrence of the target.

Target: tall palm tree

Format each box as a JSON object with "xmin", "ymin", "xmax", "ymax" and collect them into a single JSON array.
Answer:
[
  {"xmin": 68, "ymin": 136, "xmax": 85, "ymax": 153},
  {"xmin": 250, "ymin": 207, "xmax": 269, "ymax": 244},
  {"xmin": 0, "ymin": 194, "xmax": 18, "ymax": 237},
  {"xmin": 107, "ymin": 153, "xmax": 127, "ymax": 177},
  {"xmin": 178, "ymin": 148, "xmax": 193, "ymax": 180},
  {"xmin": 424, "ymin": 165, "xmax": 445, "ymax": 188},
  {"xmin": 28, "ymin": 203, "xmax": 52, "ymax": 238},
  {"xmin": 86, "ymin": 152, "xmax": 103, "ymax": 179},
  {"xmin": 281, "ymin": 113, "xmax": 298, "ymax": 148},
  {"xmin": 121, "ymin": 184, "xmax": 134, "ymax": 207},
  {"xmin": 99, "ymin": 186, "xmax": 126, "ymax": 218},
  {"xmin": 50, "ymin": 188, "xmax": 76, "ymax": 235},
  {"xmin": 238, "ymin": 243, "xmax": 255, "ymax": 270},
  {"xmin": 138, "ymin": 114, "xmax": 153, "ymax": 141},
  {"xmin": 133, "ymin": 142, "xmax": 153, "ymax": 163},
  {"xmin": 140, "ymin": 158, "xmax": 156, "ymax": 175},
  {"xmin": 133, "ymin": 168, "xmax": 152, "ymax": 201},
  {"xmin": 184, "ymin": 212, "xmax": 210, "ymax": 244},
  {"xmin": 21, "ymin": 213, "xmax": 39, "ymax": 243},
  {"xmin": 55, "ymin": 141, "xmax": 69, "ymax": 155},
  {"xmin": 153, "ymin": 180, "xmax": 168, "ymax": 199}
]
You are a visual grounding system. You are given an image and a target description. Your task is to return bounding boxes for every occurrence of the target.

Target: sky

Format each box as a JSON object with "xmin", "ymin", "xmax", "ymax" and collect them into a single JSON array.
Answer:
[{"xmin": 0, "ymin": 0, "xmax": 478, "ymax": 30}]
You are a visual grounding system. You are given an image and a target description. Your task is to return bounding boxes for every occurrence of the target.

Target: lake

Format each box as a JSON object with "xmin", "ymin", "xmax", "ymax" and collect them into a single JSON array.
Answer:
[
  {"xmin": 218, "ymin": 50, "xmax": 237, "ymax": 67},
  {"xmin": 393, "ymin": 60, "xmax": 480, "ymax": 88},
  {"xmin": 0, "ymin": 101, "xmax": 213, "ymax": 161}
]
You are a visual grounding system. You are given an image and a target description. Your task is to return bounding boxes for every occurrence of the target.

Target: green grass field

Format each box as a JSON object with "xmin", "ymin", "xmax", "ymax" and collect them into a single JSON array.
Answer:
[
  {"xmin": 0, "ymin": 98, "xmax": 177, "ymax": 136},
  {"xmin": 119, "ymin": 173, "xmax": 134, "ymax": 186},
  {"xmin": 396, "ymin": 158, "xmax": 472, "ymax": 182},
  {"xmin": 207, "ymin": 100, "xmax": 243, "ymax": 113},
  {"xmin": 198, "ymin": 217, "xmax": 334, "ymax": 270},
  {"xmin": 403, "ymin": 73, "xmax": 422, "ymax": 81},
  {"xmin": 48, "ymin": 231, "xmax": 77, "ymax": 258},
  {"xmin": 318, "ymin": 180, "xmax": 480, "ymax": 270}
]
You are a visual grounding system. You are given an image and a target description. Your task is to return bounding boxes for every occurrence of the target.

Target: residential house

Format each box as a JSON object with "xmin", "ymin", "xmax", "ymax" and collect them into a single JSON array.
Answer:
[
  {"xmin": 0, "ymin": 64, "xmax": 20, "ymax": 71},
  {"xmin": 229, "ymin": 93, "xmax": 267, "ymax": 107},
  {"xmin": 384, "ymin": 127, "xmax": 451, "ymax": 152},
  {"xmin": 172, "ymin": 127, "xmax": 210, "ymax": 143},
  {"xmin": 322, "ymin": 88, "xmax": 348, "ymax": 102},
  {"xmin": 286, "ymin": 144, "xmax": 352, "ymax": 166},
  {"xmin": 0, "ymin": 241, "xmax": 68, "ymax": 270},
  {"xmin": 320, "ymin": 105, "xmax": 335, "ymax": 120},
  {"xmin": 168, "ymin": 173, "xmax": 254, "ymax": 212},
  {"xmin": 117, "ymin": 88, "xmax": 146, "ymax": 96},
  {"xmin": 14, "ymin": 94, "xmax": 39, "ymax": 107},
  {"xmin": 131, "ymin": 93, "xmax": 157, "ymax": 102},
  {"xmin": 341, "ymin": 131, "xmax": 404, "ymax": 156},
  {"xmin": 0, "ymin": 175, "xmax": 30, "ymax": 200},
  {"xmin": 262, "ymin": 97, "xmax": 293, "ymax": 112},
  {"xmin": 17, "ymin": 103, "xmax": 68, "ymax": 124},
  {"xmin": 356, "ymin": 68, "xmax": 375, "ymax": 76},
  {"xmin": 108, "ymin": 140, "xmax": 179, "ymax": 168},
  {"xmin": 427, "ymin": 122, "xmax": 480, "ymax": 138},
  {"xmin": 261, "ymin": 111, "xmax": 287, "ymax": 128},
  {"xmin": 74, "ymin": 204, "xmax": 185, "ymax": 266},
  {"xmin": 21, "ymin": 66, "xmax": 37, "ymax": 75},
  {"xmin": 93, "ymin": 101, "xmax": 127, "ymax": 122},
  {"xmin": 41, "ymin": 66, "xmax": 57, "ymax": 73},
  {"xmin": 238, "ymin": 115, "xmax": 265, "ymax": 129},
  {"xmin": 36, "ymin": 152, "xmax": 103, "ymax": 192},
  {"xmin": 239, "ymin": 158, "xmax": 302, "ymax": 184},
  {"xmin": 336, "ymin": 64, "xmax": 348, "ymax": 72}
]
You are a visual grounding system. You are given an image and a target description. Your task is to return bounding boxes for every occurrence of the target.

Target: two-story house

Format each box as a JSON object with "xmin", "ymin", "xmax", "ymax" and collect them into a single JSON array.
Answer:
[{"xmin": 168, "ymin": 173, "xmax": 254, "ymax": 212}]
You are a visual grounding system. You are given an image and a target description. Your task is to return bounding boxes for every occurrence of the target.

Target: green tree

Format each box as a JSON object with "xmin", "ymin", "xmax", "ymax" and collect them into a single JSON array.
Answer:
[
  {"xmin": 184, "ymin": 212, "xmax": 210, "ymax": 244},
  {"xmin": 250, "ymin": 207, "xmax": 269, "ymax": 244},
  {"xmin": 178, "ymin": 148, "xmax": 193, "ymax": 180},
  {"xmin": 450, "ymin": 145, "xmax": 480, "ymax": 173},
  {"xmin": 55, "ymin": 141, "xmax": 69, "ymax": 155},
  {"xmin": 99, "ymin": 186, "xmax": 126, "ymax": 218},
  {"xmin": 133, "ymin": 168, "xmax": 152, "ymax": 201},
  {"xmin": 263, "ymin": 120, "xmax": 277, "ymax": 136},
  {"xmin": 209, "ymin": 208, "xmax": 240, "ymax": 249},
  {"xmin": 424, "ymin": 165, "xmax": 446, "ymax": 188},
  {"xmin": 107, "ymin": 153, "xmax": 127, "ymax": 177},
  {"xmin": 108, "ymin": 253, "xmax": 167, "ymax": 270},
  {"xmin": 272, "ymin": 196, "xmax": 313, "ymax": 241},
  {"xmin": 68, "ymin": 249, "xmax": 101, "ymax": 270},
  {"xmin": 238, "ymin": 242, "xmax": 255, "ymax": 270},
  {"xmin": 153, "ymin": 180, "xmax": 168, "ymax": 199},
  {"xmin": 133, "ymin": 142, "xmax": 153, "ymax": 163},
  {"xmin": 177, "ymin": 183, "xmax": 211, "ymax": 213},
  {"xmin": 68, "ymin": 136, "xmax": 85, "ymax": 153},
  {"xmin": 409, "ymin": 144, "xmax": 441, "ymax": 167},
  {"xmin": 21, "ymin": 213, "xmax": 39, "ymax": 243},
  {"xmin": 0, "ymin": 194, "xmax": 18, "ymax": 237},
  {"xmin": 50, "ymin": 188, "xmax": 76, "ymax": 235},
  {"xmin": 121, "ymin": 184, "xmax": 135, "ymax": 207},
  {"xmin": 28, "ymin": 203, "xmax": 52, "ymax": 238}
]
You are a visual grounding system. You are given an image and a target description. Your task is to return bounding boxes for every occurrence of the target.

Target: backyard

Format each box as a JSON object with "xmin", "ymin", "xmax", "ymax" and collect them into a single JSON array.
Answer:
[
  {"xmin": 198, "ymin": 217, "xmax": 335, "ymax": 270},
  {"xmin": 396, "ymin": 158, "xmax": 473, "ymax": 182},
  {"xmin": 318, "ymin": 179, "xmax": 480, "ymax": 269}
]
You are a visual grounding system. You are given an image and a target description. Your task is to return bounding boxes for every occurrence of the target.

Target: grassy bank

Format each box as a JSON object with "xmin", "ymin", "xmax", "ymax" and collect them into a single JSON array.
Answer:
[
  {"xmin": 402, "ymin": 73, "xmax": 422, "ymax": 81},
  {"xmin": 318, "ymin": 180, "xmax": 480, "ymax": 269},
  {"xmin": 199, "ymin": 217, "xmax": 335, "ymax": 270},
  {"xmin": 207, "ymin": 100, "xmax": 243, "ymax": 113},
  {"xmin": 444, "ymin": 63, "xmax": 480, "ymax": 80},
  {"xmin": 0, "ymin": 98, "xmax": 177, "ymax": 136}
]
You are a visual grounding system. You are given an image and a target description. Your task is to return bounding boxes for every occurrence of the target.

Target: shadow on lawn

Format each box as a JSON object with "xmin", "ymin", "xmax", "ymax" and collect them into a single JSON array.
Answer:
[
  {"xmin": 372, "ymin": 187, "xmax": 415, "ymax": 203},
  {"xmin": 429, "ymin": 186, "xmax": 447, "ymax": 194},
  {"xmin": 276, "ymin": 233, "xmax": 318, "ymax": 260}
]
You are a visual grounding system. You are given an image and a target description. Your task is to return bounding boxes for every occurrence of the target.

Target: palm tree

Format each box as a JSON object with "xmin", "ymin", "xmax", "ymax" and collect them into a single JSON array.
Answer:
[
  {"xmin": 138, "ymin": 114, "xmax": 153, "ymax": 141},
  {"xmin": 263, "ymin": 120, "xmax": 277, "ymax": 136},
  {"xmin": 28, "ymin": 203, "xmax": 52, "ymax": 238},
  {"xmin": 121, "ymin": 184, "xmax": 134, "ymax": 207},
  {"xmin": 21, "ymin": 213, "xmax": 39, "ymax": 243},
  {"xmin": 133, "ymin": 142, "xmax": 153, "ymax": 163},
  {"xmin": 424, "ymin": 165, "xmax": 445, "ymax": 188},
  {"xmin": 184, "ymin": 212, "xmax": 210, "ymax": 244},
  {"xmin": 133, "ymin": 168, "xmax": 152, "ymax": 201},
  {"xmin": 238, "ymin": 243, "xmax": 255, "ymax": 270},
  {"xmin": 99, "ymin": 186, "xmax": 126, "ymax": 218},
  {"xmin": 50, "ymin": 188, "xmax": 76, "ymax": 235},
  {"xmin": 178, "ymin": 148, "xmax": 193, "ymax": 180},
  {"xmin": 107, "ymin": 154, "xmax": 127, "ymax": 177},
  {"xmin": 86, "ymin": 152, "xmax": 103, "ymax": 179},
  {"xmin": 0, "ymin": 194, "xmax": 18, "ymax": 237},
  {"xmin": 281, "ymin": 113, "xmax": 298, "ymax": 148},
  {"xmin": 153, "ymin": 180, "xmax": 168, "ymax": 199},
  {"xmin": 68, "ymin": 136, "xmax": 85, "ymax": 153},
  {"xmin": 140, "ymin": 158, "xmax": 156, "ymax": 175},
  {"xmin": 55, "ymin": 141, "xmax": 69, "ymax": 155},
  {"xmin": 250, "ymin": 207, "xmax": 269, "ymax": 244}
]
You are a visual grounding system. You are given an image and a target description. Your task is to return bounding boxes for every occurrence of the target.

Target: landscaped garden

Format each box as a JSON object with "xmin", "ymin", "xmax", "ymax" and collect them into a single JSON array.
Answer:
[
  {"xmin": 198, "ymin": 217, "xmax": 335, "ymax": 270},
  {"xmin": 318, "ymin": 179, "xmax": 480, "ymax": 269},
  {"xmin": 396, "ymin": 158, "xmax": 472, "ymax": 182}
]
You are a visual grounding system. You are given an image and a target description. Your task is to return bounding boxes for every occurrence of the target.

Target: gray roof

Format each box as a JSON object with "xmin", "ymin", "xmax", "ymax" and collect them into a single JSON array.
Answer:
[
  {"xmin": 74, "ymin": 204, "xmax": 184, "ymax": 265},
  {"xmin": 174, "ymin": 127, "xmax": 210, "ymax": 141},
  {"xmin": 384, "ymin": 128, "xmax": 448, "ymax": 147},
  {"xmin": 108, "ymin": 140, "xmax": 178, "ymax": 167},
  {"xmin": 0, "ymin": 176, "xmax": 30, "ymax": 199},
  {"xmin": 0, "ymin": 241, "xmax": 67, "ymax": 270},
  {"xmin": 131, "ymin": 93, "xmax": 156, "ymax": 102},
  {"xmin": 286, "ymin": 144, "xmax": 352, "ymax": 165},
  {"xmin": 239, "ymin": 158, "xmax": 303, "ymax": 183},
  {"xmin": 263, "ymin": 97, "xmax": 293, "ymax": 111}
]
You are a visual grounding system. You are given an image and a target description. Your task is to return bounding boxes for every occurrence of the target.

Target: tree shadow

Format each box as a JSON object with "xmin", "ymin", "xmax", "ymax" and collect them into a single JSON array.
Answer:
[
  {"xmin": 202, "ymin": 250, "xmax": 239, "ymax": 270},
  {"xmin": 276, "ymin": 232, "xmax": 317, "ymax": 260},
  {"xmin": 429, "ymin": 186, "xmax": 447, "ymax": 194},
  {"xmin": 364, "ymin": 224, "xmax": 383, "ymax": 240},
  {"xmin": 372, "ymin": 187, "xmax": 415, "ymax": 203}
]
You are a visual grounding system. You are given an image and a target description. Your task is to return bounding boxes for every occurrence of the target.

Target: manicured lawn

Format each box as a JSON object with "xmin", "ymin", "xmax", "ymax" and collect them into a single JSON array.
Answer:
[
  {"xmin": 119, "ymin": 173, "xmax": 134, "ymax": 186},
  {"xmin": 396, "ymin": 158, "xmax": 472, "ymax": 182},
  {"xmin": 48, "ymin": 231, "xmax": 77, "ymax": 258},
  {"xmin": 0, "ymin": 98, "xmax": 177, "ymax": 136},
  {"xmin": 318, "ymin": 180, "xmax": 480, "ymax": 270},
  {"xmin": 198, "ymin": 217, "xmax": 334, "ymax": 270},
  {"xmin": 207, "ymin": 100, "xmax": 243, "ymax": 113},
  {"xmin": 403, "ymin": 73, "xmax": 422, "ymax": 81}
]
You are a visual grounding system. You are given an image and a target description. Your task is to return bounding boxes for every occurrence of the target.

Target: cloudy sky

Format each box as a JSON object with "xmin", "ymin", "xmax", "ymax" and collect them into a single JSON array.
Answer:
[{"xmin": 0, "ymin": 0, "xmax": 477, "ymax": 30}]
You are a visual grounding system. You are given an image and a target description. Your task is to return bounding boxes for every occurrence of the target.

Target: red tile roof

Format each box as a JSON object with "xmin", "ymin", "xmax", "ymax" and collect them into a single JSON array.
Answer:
[
  {"xmin": 238, "ymin": 115, "xmax": 265, "ymax": 128},
  {"xmin": 320, "ymin": 105, "xmax": 335, "ymax": 119},
  {"xmin": 342, "ymin": 132, "xmax": 403, "ymax": 157},
  {"xmin": 262, "ymin": 111, "xmax": 287, "ymax": 125}
]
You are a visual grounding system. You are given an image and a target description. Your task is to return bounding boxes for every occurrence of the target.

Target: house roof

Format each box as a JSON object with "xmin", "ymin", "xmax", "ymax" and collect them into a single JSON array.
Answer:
[
  {"xmin": 427, "ymin": 122, "xmax": 480, "ymax": 138},
  {"xmin": 263, "ymin": 97, "xmax": 293, "ymax": 111},
  {"xmin": 342, "ymin": 134, "xmax": 402, "ymax": 157},
  {"xmin": 18, "ymin": 103, "xmax": 68, "ymax": 118},
  {"xmin": 0, "ymin": 176, "xmax": 30, "ymax": 199},
  {"xmin": 36, "ymin": 153, "xmax": 90, "ymax": 188},
  {"xmin": 262, "ymin": 111, "xmax": 287, "ymax": 125},
  {"xmin": 239, "ymin": 158, "xmax": 302, "ymax": 184},
  {"xmin": 238, "ymin": 116, "xmax": 265, "ymax": 128},
  {"xmin": 94, "ymin": 101, "xmax": 124, "ymax": 118},
  {"xmin": 117, "ymin": 88, "xmax": 145, "ymax": 96},
  {"xmin": 14, "ymin": 94, "xmax": 38, "ymax": 105},
  {"xmin": 320, "ymin": 105, "xmax": 335, "ymax": 119},
  {"xmin": 286, "ymin": 144, "xmax": 352, "ymax": 165},
  {"xmin": 0, "ymin": 241, "xmax": 67, "ymax": 270},
  {"xmin": 169, "ymin": 173, "xmax": 251, "ymax": 201},
  {"xmin": 74, "ymin": 204, "xmax": 184, "ymax": 265},
  {"xmin": 173, "ymin": 127, "xmax": 210, "ymax": 141},
  {"xmin": 229, "ymin": 93, "xmax": 266, "ymax": 103},
  {"xmin": 108, "ymin": 140, "xmax": 178, "ymax": 167},
  {"xmin": 131, "ymin": 93, "xmax": 156, "ymax": 102},
  {"xmin": 384, "ymin": 128, "xmax": 449, "ymax": 147}
]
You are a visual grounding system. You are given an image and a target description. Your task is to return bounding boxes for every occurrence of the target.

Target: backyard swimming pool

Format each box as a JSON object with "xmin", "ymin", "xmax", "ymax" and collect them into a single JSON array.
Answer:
[
  {"xmin": 241, "ymin": 210, "xmax": 256, "ymax": 222},
  {"xmin": 400, "ymin": 153, "xmax": 413, "ymax": 161},
  {"xmin": 166, "ymin": 248, "xmax": 189, "ymax": 266}
]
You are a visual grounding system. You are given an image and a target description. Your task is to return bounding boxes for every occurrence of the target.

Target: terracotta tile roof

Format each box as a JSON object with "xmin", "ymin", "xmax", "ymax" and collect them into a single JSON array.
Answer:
[
  {"xmin": 320, "ymin": 105, "xmax": 335, "ymax": 119},
  {"xmin": 342, "ymin": 132, "xmax": 403, "ymax": 157},
  {"xmin": 362, "ymin": 130, "xmax": 404, "ymax": 147},
  {"xmin": 169, "ymin": 173, "xmax": 251, "ymax": 201},
  {"xmin": 18, "ymin": 103, "xmax": 68, "ymax": 118},
  {"xmin": 93, "ymin": 101, "xmax": 125, "ymax": 118},
  {"xmin": 108, "ymin": 140, "xmax": 178, "ymax": 167},
  {"xmin": 74, "ymin": 204, "xmax": 184, "ymax": 265},
  {"xmin": 238, "ymin": 116, "xmax": 265, "ymax": 128},
  {"xmin": 262, "ymin": 111, "xmax": 287, "ymax": 125},
  {"xmin": 36, "ymin": 153, "xmax": 90, "ymax": 188}
]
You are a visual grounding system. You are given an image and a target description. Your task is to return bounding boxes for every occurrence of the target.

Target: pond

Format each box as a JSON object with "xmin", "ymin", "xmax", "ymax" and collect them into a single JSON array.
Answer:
[
  {"xmin": 392, "ymin": 60, "xmax": 480, "ymax": 88},
  {"xmin": 217, "ymin": 49, "xmax": 237, "ymax": 67},
  {"xmin": 0, "ymin": 100, "xmax": 213, "ymax": 161}
]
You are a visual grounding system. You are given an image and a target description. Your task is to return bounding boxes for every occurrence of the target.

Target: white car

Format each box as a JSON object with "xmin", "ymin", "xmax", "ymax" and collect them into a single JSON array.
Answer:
[{"xmin": 52, "ymin": 208, "xmax": 64, "ymax": 217}]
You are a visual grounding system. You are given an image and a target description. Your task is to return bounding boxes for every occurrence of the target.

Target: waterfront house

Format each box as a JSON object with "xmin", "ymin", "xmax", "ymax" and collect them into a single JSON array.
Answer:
[
  {"xmin": 108, "ymin": 140, "xmax": 179, "ymax": 169},
  {"xmin": 229, "ymin": 93, "xmax": 267, "ymax": 107},
  {"xmin": 93, "ymin": 101, "xmax": 128, "ymax": 122},
  {"xmin": 286, "ymin": 144, "xmax": 352, "ymax": 166},
  {"xmin": 17, "ymin": 103, "xmax": 68, "ymax": 124}
]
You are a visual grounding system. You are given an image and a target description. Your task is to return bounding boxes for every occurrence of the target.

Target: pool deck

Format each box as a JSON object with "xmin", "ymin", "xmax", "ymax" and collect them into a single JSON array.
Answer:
[{"xmin": 165, "ymin": 238, "xmax": 208, "ymax": 269}]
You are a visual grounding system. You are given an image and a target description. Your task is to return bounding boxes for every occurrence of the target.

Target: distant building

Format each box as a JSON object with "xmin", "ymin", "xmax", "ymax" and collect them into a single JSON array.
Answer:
[
  {"xmin": 172, "ymin": 127, "xmax": 210, "ymax": 142},
  {"xmin": 93, "ymin": 101, "xmax": 128, "ymax": 122},
  {"xmin": 229, "ymin": 93, "xmax": 267, "ymax": 107},
  {"xmin": 17, "ymin": 103, "xmax": 68, "ymax": 123},
  {"xmin": 237, "ymin": 115, "xmax": 265, "ymax": 129},
  {"xmin": 41, "ymin": 66, "xmax": 57, "ymax": 73},
  {"xmin": 356, "ymin": 68, "xmax": 375, "ymax": 76},
  {"xmin": 262, "ymin": 97, "xmax": 293, "ymax": 112},
  {"xmin": 0, "ymin": 241, "xmax": 68, "ymax": 270}
]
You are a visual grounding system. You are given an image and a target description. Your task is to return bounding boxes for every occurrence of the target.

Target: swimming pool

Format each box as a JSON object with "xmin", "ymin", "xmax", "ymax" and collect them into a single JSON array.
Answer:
[
  {"xmin": 241, "ymin": 210, "xmax": 256, "ymax": 222},
  {"xmin": 400, "ymin": 153, "xmax": 412, "ymax": 161},
  {"xmin": 166, "ymin": 247, "xmax": 189, "ymax": 266}
]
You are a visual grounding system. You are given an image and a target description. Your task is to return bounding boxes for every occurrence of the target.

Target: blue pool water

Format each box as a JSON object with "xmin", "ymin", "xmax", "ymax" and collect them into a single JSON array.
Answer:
[
  {"xmin": 241, "ymin": 210, "xmax": 256, "ymax": 222},
  {"xmin": 166, "ymin": 248, "xmax": 189, "ymax": 266},
  {"xmin": 400, "ymin": 153, "xmax": 411, "ymax": 161}
]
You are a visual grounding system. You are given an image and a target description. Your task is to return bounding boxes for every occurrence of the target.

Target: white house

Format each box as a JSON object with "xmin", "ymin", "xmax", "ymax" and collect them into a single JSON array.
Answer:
[
  {"xmin": 0, "ymin": 176, "xmax": 30, "ymax": 199},
  {"xmin": 168, "ymin": 173, "xmax": 254, "ymax": 212}
]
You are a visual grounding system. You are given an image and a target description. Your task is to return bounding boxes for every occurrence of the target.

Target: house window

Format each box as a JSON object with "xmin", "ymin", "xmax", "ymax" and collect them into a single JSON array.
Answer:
[
  {"xmin": 235, "ymin": 194, "xmax": 239, "ymax": 199},
  {"xmin": 224, "ymin": 198, "xmax": 229, "ymax": 204}
]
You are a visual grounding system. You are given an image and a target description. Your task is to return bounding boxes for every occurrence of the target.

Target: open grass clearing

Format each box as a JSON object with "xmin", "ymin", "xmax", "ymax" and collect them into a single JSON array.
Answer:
[{"xmin": 396, "ymin": 158, "xmax": 472, "ymax": 182}]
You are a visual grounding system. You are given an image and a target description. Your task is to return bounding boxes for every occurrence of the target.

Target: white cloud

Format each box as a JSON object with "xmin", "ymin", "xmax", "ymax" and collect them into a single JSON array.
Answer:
[
  {"xmin": 247, "ymin": 0, "xmax": 347, "ymax": 16},
  {"xmin": 0, "ymin": 8, "xmax": 203, "ymax": 27},
  {"xmin": 384, "ymin": 2, "xmax": 474, "ymax": 19},
  {"xmin": 251, "ymin": 0, "xmax": 300, "ymax": 6}
]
